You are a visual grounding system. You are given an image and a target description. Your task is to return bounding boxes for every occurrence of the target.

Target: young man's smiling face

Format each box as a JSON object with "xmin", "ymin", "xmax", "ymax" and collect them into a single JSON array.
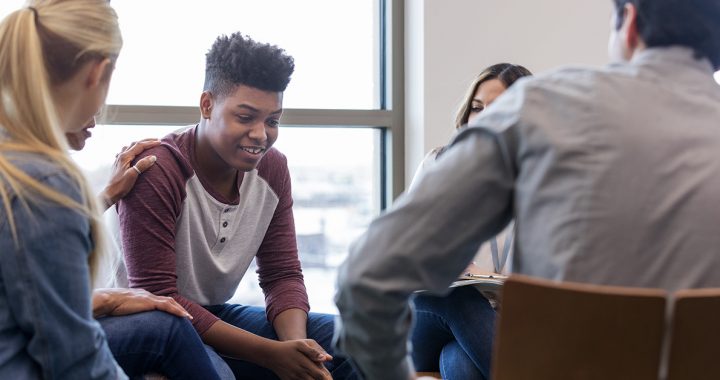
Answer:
[{"xmin": 201, "ymin": 84, "xmax": 282, "ymax": 172}]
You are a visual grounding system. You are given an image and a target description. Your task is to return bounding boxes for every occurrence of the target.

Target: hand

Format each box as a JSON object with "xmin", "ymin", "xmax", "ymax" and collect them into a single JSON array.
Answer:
[
  {"xmin": 92, "ymin": 288, "xmax": 191, "ymax": 319},
  {"xmin": 100, "ymin": 139, "xmax": 161, "ymax": 210},
  {"xmin": 264, "ymin": 339, "xmax": 333, "ymax": 380}
]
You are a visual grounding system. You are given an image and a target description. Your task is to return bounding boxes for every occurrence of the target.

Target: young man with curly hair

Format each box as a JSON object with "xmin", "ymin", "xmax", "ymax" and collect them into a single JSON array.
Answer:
[{"xmin": 117, "ymin": 33, "xmax": 356, "ymax": 380}]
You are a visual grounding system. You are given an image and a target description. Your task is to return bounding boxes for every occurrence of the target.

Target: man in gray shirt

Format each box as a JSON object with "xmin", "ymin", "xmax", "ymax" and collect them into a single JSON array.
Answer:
[{"xmin": 334, "ymin": 0, "xmax": 720, "ymax": 379}]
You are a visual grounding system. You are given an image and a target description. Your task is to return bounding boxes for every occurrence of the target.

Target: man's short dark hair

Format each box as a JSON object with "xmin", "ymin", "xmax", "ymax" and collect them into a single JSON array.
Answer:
[
  {"xmin": 203, "ymin": 32, "xmax": 295, "ymax": 97},
  {"xmin": 613, "ymin": 0, "xmax": 720, "ymax": 70}
]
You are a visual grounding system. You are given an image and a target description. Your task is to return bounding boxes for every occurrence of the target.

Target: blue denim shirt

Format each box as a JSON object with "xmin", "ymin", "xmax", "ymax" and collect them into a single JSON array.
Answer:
[{"xmin": 0, "ymin": 153, "xmax": 125, "ymax": 379}]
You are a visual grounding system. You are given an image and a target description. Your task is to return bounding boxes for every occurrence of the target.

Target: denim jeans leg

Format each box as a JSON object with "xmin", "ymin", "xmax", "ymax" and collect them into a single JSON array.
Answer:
[
  {"xmin": 440, "ymin": 341, "xmax": 485, "ymax": 380},
  {"xmin": 411, "ymin": 299, "xmax": 455, "ymax": 371},
  {"xmin": 411, "ymin": 286, "xmax": 496, "ymax": 379},
  {"xmin": 99, "ymin": 310, "xmax": 222, "ymax": 380},
  {"xmin": 203, "ymin": 345, "xmax": 236, "ymax": 380},
  {"xmin": 206, "ymin": 304, "xmax": 357, "ymax": 380}
]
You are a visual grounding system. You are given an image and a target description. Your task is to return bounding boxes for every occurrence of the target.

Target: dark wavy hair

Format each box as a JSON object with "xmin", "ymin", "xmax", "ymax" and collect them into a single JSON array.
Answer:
[
  {"xmin": 454, "ymin": 63, "xmax": 532, "ymax": 129},
  {"xmin": 203, "ymin": 32, "xmax": 295, "ymax": 97},
  {"xmin": 613, "ymin": 0, "xmax": 720, "ymax": 69}
]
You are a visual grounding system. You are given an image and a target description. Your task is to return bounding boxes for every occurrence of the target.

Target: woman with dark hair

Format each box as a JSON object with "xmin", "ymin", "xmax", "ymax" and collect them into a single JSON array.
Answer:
[
  {"xmin": 455, "ymin": 63, "xmax": 533, "ymax": 129},
  {"xmin": 409, "ymin": 63, "xmax": 532, "ymax": 380}
]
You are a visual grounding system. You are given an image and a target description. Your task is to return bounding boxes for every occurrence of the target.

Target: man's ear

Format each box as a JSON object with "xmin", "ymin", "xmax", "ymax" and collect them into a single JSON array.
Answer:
[
  {"xmin": 86, "ymin": 58, "xmax": 113, "ymax": 88},
  {"xmin": 622, "ymin": 3, "xmax": 641, "ymax": 53},
  {"xmin": 200, "ymin": 91, "xmax": 214, "ymax": 119}
]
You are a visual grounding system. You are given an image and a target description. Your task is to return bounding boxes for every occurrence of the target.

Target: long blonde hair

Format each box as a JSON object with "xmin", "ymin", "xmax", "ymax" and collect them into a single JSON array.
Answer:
[{"xmin": 0, "ymin": 0, "xmax": 122, "ymax": 281}]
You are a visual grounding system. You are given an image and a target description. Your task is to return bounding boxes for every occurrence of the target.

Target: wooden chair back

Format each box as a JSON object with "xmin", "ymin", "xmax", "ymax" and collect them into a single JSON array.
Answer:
[
  {"xmin": 667, "ymin": 288, "xmax": 720, "ymax": 380},
  {"xmin": 492, "ymin": 274, "xmax": 667, "ymax": 380}
]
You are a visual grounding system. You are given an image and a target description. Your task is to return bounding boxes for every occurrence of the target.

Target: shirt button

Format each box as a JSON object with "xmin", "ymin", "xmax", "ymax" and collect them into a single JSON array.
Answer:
[
  {"xmin": 224, "ymin": 208, "xmax": 231, "ymax": 213},
  {"xmin": 222, "ymin": 221, "xmax": 228, "ymax": 228},
  {"xmin": 220, "ymin": 237, "xmax": 226, "ymax": 243}
]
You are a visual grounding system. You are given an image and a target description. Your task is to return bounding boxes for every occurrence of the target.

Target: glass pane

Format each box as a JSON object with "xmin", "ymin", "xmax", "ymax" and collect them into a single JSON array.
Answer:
[
  {"xmin": 233, "ymin": 127, "xmax": 383, "ymax": 314},
  {"xmin": 70, "ymin": 124, "xmax": 182, "ymax": 192},
  {"xmin": 715, "ymin": 71, "xmax": 720, "ymax": 85},
  {"xmin": 107, "ymin": 1, "xmax": 380, "ymax": 109},
  {"xmin": 72, "ymin": 125, "xmax": 382, "ymax": 314},
  {"xmin": 0, "ymin": 2, "xmax": 23, "ymax": 17}
]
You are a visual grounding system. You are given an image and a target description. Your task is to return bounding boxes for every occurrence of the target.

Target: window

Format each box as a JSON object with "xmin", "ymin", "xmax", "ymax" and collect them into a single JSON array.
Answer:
[
  {"xmin": 108, "ymin": 1, "xmax": 381, "ymax": 109},
  {"xmin": 72, "ymin": 125, "xmax": 385, "ymax": 313},
  {"xmin": 2, "ymin": 1, "xmax": 405, "ymax": 314}
]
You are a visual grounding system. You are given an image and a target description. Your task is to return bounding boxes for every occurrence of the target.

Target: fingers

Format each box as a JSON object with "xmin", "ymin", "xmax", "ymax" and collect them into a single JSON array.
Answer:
[
  {"xmin": 296, "ymin": 355, "xmax": 331, "ymax": 380},
  {"xmin": 125, "ymin": 139, "xmax": 161, "ymax": 157},
  {"xmin": 115, "ymin": 138, "xmax": 161, "ymax": 160},
  {"xmin": 298, "ymin": 340, "xmax": 333, "ymax": 362},
  {"xmin": 132, "ymin": 155, "xmax": 157, "ymax": 174},
  {"xmin": 313, "ymin": 366, "xmax": 332, "ymax": 380},
  {"xmin": 151, "ymin": 295, "xmax": 193, "ymax": 319}
]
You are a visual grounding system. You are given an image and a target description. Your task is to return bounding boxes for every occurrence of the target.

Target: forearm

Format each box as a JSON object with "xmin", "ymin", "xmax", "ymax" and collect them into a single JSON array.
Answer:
[
  {"xmin": 273, "ymin": 308, "xmax": 308, "ymax": 341},
  {"xmin": 201, "ymin": 319, "xmax": 277, "ymax": 367},
  {"xmin": 335, "ymin": 266, "xmax": 416, "ymax": 380}
]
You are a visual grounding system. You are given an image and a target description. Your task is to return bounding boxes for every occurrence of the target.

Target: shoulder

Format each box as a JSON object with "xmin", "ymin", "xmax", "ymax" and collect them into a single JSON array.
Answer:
[
  {"xmin": 419, "ymin": 147, "xmax": 443, "ymax": 166},
  {"xmin": 256, "ymin": 147, "xmax": 290, "ymax": 196},
  {"xmin": 257, "ymin": 147, "xmax": 290, "ymax": 179},
  {"xmin": 258, "ymin": 147, "xmax": 288, "ymax": 168},
  {"xmin": 8, "ymin": 152, "xmax": 65, "ymax": 181},
  {"xmin": 473, "ymin": 65, "xmax": 609, "ymax": 132},
  {"xmin": 4, "ymin": 152, "xmax": 81, "ymax": 200},
  {"xmin": 512, "ymin": 66, "xmax": 594, "ymax": 98},
  {"xmin": 519, "ymin": 64, "xmax": 624, "ymax": 101},
  {"xmin": 0, "ymin": 153, "xmax": 87, "ymax": 238},
  {"xmin": 135, "ymin": 128, "xmax": 195, "ymax": 184}
]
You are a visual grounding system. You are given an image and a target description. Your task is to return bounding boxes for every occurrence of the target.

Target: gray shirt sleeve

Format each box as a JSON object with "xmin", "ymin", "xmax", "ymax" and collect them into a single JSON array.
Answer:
[{"xmin": 334, "ymin": 124, "xmax": 517, "ymax": 379}]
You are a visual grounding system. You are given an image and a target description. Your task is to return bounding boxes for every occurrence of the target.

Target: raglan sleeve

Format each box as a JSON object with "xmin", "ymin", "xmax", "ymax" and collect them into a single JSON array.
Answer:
[
  {"xmin": 255, "ymin": 151, "xmax": 310, "ymax": 323},
  {"xmin": 117, "ymin": 145, "xmax": 220, "ymax": 334}
]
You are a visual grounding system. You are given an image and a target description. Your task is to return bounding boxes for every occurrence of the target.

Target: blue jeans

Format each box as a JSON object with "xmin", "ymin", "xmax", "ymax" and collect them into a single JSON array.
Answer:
[
  {"xmin": 411, "ymin": 286, "xmax": 496, "ymax": 380},
  {"xmin": 99, "ymin": 311, "xmax": 231, "ymax": 380},
  {"xmin": 205, "ymin": 304, "xmax": 358, "ymax": 380}
]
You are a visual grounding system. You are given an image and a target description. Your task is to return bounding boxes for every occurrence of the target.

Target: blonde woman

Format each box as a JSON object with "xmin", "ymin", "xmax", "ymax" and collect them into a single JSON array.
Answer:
[{"xmin": 0, "ymin": 2, "xmax": 219, "ymax": 379}]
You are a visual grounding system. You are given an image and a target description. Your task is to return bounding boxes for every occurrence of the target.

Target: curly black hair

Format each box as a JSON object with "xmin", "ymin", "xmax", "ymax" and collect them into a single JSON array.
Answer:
[{"xmin": 203, "ymin": 32, "xmax": 295, "ymax": 97}]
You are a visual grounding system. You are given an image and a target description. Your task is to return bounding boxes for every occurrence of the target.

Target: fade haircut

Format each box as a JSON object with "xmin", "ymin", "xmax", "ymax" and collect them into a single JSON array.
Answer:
[
  {"xmin": 613, "ymin": 0, "xmax": 720, "ymax": 69},
  {"xmin": 203, "ymin": 32, "xmax": 295, "ymax": 98}
]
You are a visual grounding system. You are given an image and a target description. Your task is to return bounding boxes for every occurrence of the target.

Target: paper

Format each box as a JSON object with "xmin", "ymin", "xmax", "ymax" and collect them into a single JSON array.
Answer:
[
  {"xmin": 415, "ymin": 273, "xmax": 508, "ymax": 293},
  {"xmin": 450, "ymin": 273, "xmax": 507, "ymax": 292}
]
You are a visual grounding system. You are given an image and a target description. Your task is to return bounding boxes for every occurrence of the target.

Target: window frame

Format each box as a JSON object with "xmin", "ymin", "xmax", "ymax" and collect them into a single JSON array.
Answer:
[{"xmin": 102, "ymin": 0, "xmax": 405, "ymax": 207}]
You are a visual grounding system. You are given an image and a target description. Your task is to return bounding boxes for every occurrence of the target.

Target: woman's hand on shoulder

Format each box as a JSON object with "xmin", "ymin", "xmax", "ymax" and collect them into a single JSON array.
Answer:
[{"xmin": 99, "ymin": 138, "xmax": 160, "ymax": 210}]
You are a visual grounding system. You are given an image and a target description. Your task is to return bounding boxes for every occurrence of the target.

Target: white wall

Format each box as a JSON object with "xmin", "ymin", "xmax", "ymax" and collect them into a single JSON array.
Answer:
[{"xmin": 404, "ymin": 0, "xmax": 613, "ymax": 186}]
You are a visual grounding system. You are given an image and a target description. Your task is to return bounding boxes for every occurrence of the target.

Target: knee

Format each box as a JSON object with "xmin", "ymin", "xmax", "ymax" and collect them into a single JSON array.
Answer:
[{"xmin": 127, "ymin": 311, "xmax": 189, "ymax": 341}]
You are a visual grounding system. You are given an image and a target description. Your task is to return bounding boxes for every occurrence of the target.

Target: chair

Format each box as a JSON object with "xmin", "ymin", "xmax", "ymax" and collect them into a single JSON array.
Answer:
[
  {"xmin": 666, "ymin": 288, "xmax": 720, "ymax": 380},
  {"xmin": 491, "ymin": 274, "xmax": 667, "ymax": 380}
]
